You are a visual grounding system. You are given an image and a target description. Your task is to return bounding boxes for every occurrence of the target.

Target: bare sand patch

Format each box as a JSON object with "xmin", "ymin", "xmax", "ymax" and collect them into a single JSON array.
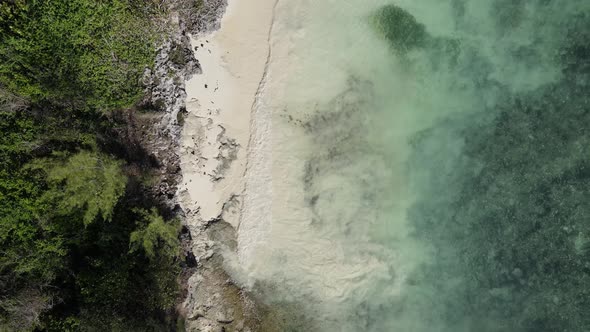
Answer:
[{"xmin": 179, "ymin": 0, "xmax": 277, "ymax": 330}]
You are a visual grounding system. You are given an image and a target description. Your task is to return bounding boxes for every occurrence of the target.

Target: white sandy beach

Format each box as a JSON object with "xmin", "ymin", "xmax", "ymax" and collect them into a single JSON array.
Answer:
[
  {"xmin": 179, "ymin": 0, "xmax": 276, "ymax": 229},
  {"xmin": 178, "ymin": 1, "xmax": 276, "ymax": 329},
  {"xmin": 183, "ymin": 0, "xmax": 419, "ymax": 328}
]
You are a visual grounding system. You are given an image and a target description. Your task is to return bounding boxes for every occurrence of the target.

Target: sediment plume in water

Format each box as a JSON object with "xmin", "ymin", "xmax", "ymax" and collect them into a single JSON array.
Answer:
[{"xmin": 235, "ymin": 1, "xmax": 590, "ymax": 331}]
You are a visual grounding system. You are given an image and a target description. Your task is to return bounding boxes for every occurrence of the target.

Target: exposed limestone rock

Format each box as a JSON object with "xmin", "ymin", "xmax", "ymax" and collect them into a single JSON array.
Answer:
[{"xmin": 144, "ymin": 1, "xmax": 265, "ymax": 331}]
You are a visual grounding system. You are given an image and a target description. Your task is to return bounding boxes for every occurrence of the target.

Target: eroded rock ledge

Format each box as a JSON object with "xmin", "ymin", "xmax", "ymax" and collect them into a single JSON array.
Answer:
[{"xmin": 140, "ymin": 1, "xmax": 270, "ymax": 331}]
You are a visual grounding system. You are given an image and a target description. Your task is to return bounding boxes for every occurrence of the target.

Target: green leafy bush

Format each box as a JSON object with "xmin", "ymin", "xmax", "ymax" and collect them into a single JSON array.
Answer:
[
  {"xmin": 0, "ymin": 0, "xmax": 159, "ymax": 111},
  {"xmin": 130, "ymin": 208, "xmax": 180, "ymax": 260},
  {"xmin": 31, "ymin": 151, "xmax": 128, "ymax": 225}
]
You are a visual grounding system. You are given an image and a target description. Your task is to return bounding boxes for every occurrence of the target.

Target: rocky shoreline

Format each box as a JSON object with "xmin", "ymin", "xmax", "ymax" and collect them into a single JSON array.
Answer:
[{"xmin": 137, "ymin": 1, "xmax": 271, "ymax": 331}]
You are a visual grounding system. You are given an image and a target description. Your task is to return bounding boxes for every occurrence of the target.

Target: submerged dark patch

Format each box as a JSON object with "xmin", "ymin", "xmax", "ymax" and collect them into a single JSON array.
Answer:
[
  {"xmin": 400, "ymin": 2, "xmax": 590, "ymax": 331},
  {"xmin": 370, "ymin": 5, "xmax": 429, "ymax": 53}
]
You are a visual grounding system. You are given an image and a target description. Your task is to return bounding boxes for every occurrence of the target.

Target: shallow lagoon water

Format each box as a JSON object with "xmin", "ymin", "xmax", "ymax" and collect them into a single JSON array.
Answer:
[{"xmin": 238, "ymin": 1, "xmax": 590, "ymax": 331}]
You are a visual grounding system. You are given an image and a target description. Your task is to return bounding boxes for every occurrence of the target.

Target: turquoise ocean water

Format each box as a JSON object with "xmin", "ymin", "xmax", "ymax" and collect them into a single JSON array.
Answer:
[{"xmin": 246, "ymin": 1, "xmax": 590, "ymax": 331}]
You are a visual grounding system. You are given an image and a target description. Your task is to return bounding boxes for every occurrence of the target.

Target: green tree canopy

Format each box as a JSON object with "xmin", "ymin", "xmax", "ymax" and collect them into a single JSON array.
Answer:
[
  {"xmin": 130, "ymin": 208, "xmax": 180, "ymax": 260},
  {"xmin": 0, "ymin": 0, "xmax": 159, "ymax": 111},
  {"xmin": 0, "ymin": 0, "xmax": 182, "ymax": 329},
  {"xmin": 34, "ymin": 151, "xmax": 128, "ymax": 225}
]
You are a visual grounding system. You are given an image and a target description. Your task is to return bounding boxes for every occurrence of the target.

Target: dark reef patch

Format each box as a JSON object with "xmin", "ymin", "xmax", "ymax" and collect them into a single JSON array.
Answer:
[
  {"xmin": 397, "ymin": 1, "xmax": 590, "ymax": 330},
  {"xmin": 370, "ymin": 5, "xmax": 429, "ymax": 53}
]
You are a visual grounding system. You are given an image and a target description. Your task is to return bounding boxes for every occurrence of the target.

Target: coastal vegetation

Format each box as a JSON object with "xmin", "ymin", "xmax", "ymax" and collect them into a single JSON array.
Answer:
[{"xmin": 0, "ymin": 0, "xmax": 183, "ymax": 330}]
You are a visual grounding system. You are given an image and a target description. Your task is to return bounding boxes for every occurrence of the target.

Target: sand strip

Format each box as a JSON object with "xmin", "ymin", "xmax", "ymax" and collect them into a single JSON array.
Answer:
[
  {"xmin": 180, "ymin": 0, "xmax": 276, "ymax": 228},
  {"xmin": 179, "ymin": 0, "xmax": 277, "ymax": 330}
]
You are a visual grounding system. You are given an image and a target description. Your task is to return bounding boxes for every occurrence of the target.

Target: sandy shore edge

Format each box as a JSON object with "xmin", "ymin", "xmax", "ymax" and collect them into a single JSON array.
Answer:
[{"xmin": 178, "ymin": 0, "xmax": 277, "ymax": 330}]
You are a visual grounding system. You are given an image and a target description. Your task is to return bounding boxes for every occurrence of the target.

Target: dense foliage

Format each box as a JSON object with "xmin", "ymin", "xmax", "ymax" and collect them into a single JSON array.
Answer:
[
  {"xmin": 0, "ymin": 0, "xmax": 158, "ymax": 111},
  {"xmin": 0, "ymin": 1, "xmax": 182, "ymax": 331}
]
